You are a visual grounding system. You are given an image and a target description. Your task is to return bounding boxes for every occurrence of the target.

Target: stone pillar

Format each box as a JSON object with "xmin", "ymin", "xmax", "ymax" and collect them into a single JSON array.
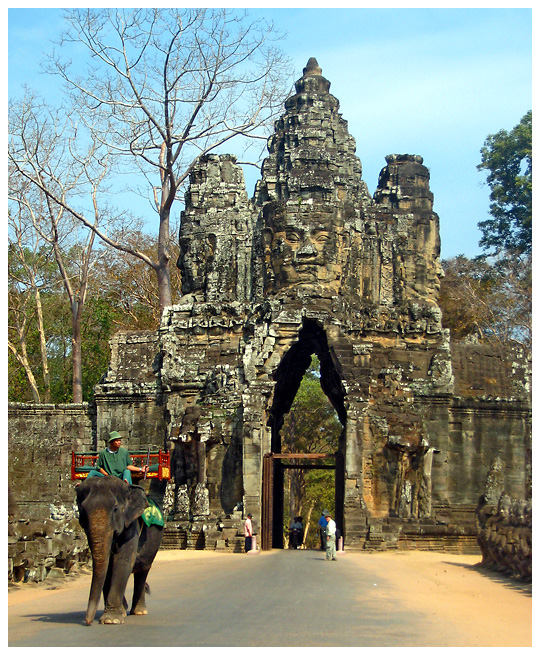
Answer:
[{"xmin": 241, "ymin": 381, "xmax": 273, "ymax": 520}]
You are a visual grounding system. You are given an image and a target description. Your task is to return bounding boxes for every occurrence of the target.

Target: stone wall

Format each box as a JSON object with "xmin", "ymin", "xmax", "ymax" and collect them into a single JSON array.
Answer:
[
  {"xmin": 8, "ymin": 507, "xmax": 91, "ymax": 587},
  {"xmin": 8, "ymin": 403, "xmax": 95, "ymax": 586},
  {"xmin": 9, "ymin": 403, "xmax": 96, "ymax": 519},
  {"xmin": 94, "ymin": 330, "xmax": 168, "ymax": 450}
]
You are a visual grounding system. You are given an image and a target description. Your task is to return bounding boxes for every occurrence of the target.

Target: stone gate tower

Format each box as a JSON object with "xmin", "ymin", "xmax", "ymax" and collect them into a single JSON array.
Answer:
[{"xmin": 95, "ymin": 59, "xmax": 530, "ymax": 551}]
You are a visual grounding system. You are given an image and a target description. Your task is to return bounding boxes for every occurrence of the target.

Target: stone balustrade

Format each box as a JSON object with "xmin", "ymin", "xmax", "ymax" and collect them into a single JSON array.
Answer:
[
  {"xmin": 476, "ymin": 493, "xmax": 532, "ymax": 582},
  {"xmin": 8, "ymin": 502, "xmax": 91, "ymax": 587}
]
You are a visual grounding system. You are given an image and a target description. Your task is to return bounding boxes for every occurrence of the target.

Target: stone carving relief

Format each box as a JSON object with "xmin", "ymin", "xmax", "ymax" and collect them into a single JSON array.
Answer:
[{"xmin": 262, "ymin": 201, "xmax": 345, "ymax": 294}]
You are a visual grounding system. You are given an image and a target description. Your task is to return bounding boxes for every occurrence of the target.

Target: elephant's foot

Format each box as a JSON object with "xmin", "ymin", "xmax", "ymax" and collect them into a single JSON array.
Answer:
[
  {"xmin": 130, "ymin": 603, "xmax": 148, "ymax": 616},
  {"xmin": 100, "ymin": 608, "xmax": 127, "ymax": 625}
]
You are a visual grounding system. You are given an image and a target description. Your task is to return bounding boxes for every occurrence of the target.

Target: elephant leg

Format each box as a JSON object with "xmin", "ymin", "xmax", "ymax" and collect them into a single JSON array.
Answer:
[
  {"xmin": 102, "ymin": 558, "xmax": 113, "ymax": 609},
  {"xmin": 131, "ymin": 525, "xmax": 164, "ymax": 616},
  {"xmin": 100, "ymin": 566, "xmax": 133, "ymax": 624},
  {"xmin": 130, "ymin": 569, "xmax": 150, "ymax": 615},
  {"xmin": 101, "ymin": 558, "xmax": 128, "ymax": 621},
  {"xmin": 100, "ymin": 545, "xmax": 138, "ymax": 625}
]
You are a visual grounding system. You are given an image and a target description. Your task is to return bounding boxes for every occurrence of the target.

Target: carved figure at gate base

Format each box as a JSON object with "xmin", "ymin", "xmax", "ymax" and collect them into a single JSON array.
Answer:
[{"xmin": 476, "ymin": 462, "xmax": 531, "ymax": 581}]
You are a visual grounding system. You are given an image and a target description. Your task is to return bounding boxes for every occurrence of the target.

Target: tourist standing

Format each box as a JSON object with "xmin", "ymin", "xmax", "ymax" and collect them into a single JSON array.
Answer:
[
  {"xmin": 325, "ymin": 512, "xmax": 337, "ymax": 561},
  {"xmin": 244, "ymin": 513, "xmax": 253, "ymax": 552}
]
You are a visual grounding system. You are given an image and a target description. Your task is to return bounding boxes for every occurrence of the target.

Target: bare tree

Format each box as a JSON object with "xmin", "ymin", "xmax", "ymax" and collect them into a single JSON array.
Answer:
[
  {"xmin": 8, "ymin": 194, "xmax": 53, "ymax": 403},
  {"xmin": 44, "ymin": 8, "xmax": 293, "ymax": 312},
  {"xmin": 440, "ymin": 254, "xmax": 532, "ymax": 355},
  {"xmin": 9, "ymin": 92, "xmax": 117, "ymax": 403}
]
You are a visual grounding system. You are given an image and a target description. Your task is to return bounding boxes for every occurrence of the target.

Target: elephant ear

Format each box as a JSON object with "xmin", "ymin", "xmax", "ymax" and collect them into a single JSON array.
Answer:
[{"xmin": 124, "ymin": 485, "xmax": 148, "ymax": 528}]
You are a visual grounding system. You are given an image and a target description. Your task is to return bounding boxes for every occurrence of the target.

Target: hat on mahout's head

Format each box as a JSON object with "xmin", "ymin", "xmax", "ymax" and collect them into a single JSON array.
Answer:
[
  {"xmin": 322, "ymin": 510, "xmax": 329, "ymax": 516},
  {"xmin": 108, "ymin": 431, "xmax": 122, "ymax": 442}
]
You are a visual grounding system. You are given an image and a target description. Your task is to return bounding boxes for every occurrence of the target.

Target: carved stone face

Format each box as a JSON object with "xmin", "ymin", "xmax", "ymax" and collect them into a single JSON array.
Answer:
[
  {"xmin": 178, "ymin": 234, "xmax": 216, "ymax": 295},
  {"xmin": 263, "ymin": 203, "xmax": 341, "ymax": 290}
]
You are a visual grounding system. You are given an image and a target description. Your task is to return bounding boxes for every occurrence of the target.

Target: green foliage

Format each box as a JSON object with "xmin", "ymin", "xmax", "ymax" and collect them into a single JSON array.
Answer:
[
  {"xmin": 80, "ymin": 296, "xmax": 116, "ymax": 401},
  {"xmin": 301, "ymin": 469, "xmax": 336, "ymax": 549},
  {"xmin": 281, "ymin": 356, "xmax": 342, "ymax": 455},
  {"xmin": 43, "ymin": 290, "xmax": 72, "ymax": 403},
  {"xmin": 477, "ymin": 110, "xmax": 532, "ymax": 257},
  {"xmin": 8, "ymin": 350, "xmax": 31, "ymax": 402},
  {"xmin": 9, "ymin": 283, "xmax": 120, "ymax": 403}
]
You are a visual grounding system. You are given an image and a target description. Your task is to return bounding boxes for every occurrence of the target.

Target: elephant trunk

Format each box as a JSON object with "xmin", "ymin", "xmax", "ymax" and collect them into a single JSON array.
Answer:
[{"xmin": 85, "ymin": 508, "xmax": 113, "ymax": 625}]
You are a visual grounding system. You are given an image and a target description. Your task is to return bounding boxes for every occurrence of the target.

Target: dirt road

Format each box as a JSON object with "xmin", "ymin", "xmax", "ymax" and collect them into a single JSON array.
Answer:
[{"xmin": 8, "ymin": 549, "xmax": 532, "ymax": 648}]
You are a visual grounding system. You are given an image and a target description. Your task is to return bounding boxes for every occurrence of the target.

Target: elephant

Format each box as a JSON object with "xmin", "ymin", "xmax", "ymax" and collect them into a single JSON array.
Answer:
[{"xmin": 76, "ymin": 475, "xmax": 164, "ymax": 625}]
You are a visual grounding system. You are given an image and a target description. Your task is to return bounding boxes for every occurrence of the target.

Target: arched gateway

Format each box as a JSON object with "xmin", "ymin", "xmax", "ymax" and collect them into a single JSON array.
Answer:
[
  {"xmin": 94, "ymin": 59, "xmax": 530, "ymax": 551},
  {"xmin": 262, "ymin": 319, "xmax": 347, "ymax": 549}
]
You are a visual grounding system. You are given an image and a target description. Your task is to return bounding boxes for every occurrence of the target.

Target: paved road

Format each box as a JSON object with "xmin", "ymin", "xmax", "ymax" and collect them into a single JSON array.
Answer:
[{"xmin": 7, "ymin": 549, "xmax": 482, "ymax": 647}]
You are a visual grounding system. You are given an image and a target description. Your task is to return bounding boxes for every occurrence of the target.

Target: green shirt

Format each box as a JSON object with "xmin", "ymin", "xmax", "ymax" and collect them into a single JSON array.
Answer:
[{"xmin": 96, "ymin": 446, "xmax": 132, "ymax": 478}]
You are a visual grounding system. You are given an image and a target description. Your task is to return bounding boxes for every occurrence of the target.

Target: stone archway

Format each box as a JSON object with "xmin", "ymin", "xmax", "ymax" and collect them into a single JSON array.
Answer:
[{"xmin": 261, "ymin": 319, "xmax": 346, "ymax": 549}]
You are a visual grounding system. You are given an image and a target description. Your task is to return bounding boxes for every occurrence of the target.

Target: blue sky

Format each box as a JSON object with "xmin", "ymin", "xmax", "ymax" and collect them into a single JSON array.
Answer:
[{"xmin": 8, "ymin": 6, "xmax": 533, "ymax": 259}]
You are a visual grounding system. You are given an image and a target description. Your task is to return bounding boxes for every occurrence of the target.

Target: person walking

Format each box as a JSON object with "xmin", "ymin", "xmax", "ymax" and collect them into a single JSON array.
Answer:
[
  {"xmin": 325, "ymin": 512, "xmax": 337, "ymax": 561},
  {"xmin": 244, "ymin": 513, "xmax": 253, "ymax": 552},
  {"xmin": 318, "ymin": 510, "xmax": 329, "ymax": 550}
]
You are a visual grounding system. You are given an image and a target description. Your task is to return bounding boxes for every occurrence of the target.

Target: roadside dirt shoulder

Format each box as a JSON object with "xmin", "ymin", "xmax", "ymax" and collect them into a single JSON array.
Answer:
[{"xmin": 345, "ymin": 550, "xmax": 532, "ymax": 648}]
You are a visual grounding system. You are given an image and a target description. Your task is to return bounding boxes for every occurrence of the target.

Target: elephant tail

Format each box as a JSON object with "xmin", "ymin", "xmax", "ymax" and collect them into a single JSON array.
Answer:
[{"xmin": 145, "ymin": 582, "xmax": 151, "ymax": 595}]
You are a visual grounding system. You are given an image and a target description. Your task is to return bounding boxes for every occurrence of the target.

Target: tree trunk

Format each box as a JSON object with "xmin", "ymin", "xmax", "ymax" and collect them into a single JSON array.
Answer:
[
  {"xmin": 156, "ymin": 257, "xmax": 172, "ymax": 313},
  {"xmin": 303, "ymin": 499, "xmax": 316, "ymax": 546},
  {"xmin": 8, "ymin": 342, "xmax": 41, "ymax": 403},
  {"xmin": 72, "ymin": 303, "xmax": 83, "ymax": 404},
  {"xmin": 34, "ymin": 287, "xmax": 50, "ymax": 402},
  {"xmin": 291, "ymin": 468, "xmax": 305, "ymax": 518},
  {"xmin": 157, "ymin": 170, "xmax": 174, "ymax": 313}
]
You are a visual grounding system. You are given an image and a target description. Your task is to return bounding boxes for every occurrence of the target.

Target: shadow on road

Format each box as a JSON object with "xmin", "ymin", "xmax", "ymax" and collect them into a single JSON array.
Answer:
[
  {"xmin": 23, "ymin": 611, "xmax": 88, "ymax": 626},
  {"xmin": 442, "ymin": 560, "xmax": 532, "ymax": 596}
]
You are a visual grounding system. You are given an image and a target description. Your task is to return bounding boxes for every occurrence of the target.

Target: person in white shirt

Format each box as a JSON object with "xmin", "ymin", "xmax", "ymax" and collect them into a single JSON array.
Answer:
[
  {"xmin": 325, "ymin": 512, "xmax": 337, "ymax": 561},
  {"xmin": 244, "ymin": 513, "xmax": 253, "ymax": 552}
]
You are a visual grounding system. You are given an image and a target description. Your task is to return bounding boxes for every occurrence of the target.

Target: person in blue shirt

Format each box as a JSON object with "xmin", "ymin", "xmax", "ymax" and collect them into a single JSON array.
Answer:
[{"xmin": 318, "ymin": 510, "xmax": 329, "ymax": 551}]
